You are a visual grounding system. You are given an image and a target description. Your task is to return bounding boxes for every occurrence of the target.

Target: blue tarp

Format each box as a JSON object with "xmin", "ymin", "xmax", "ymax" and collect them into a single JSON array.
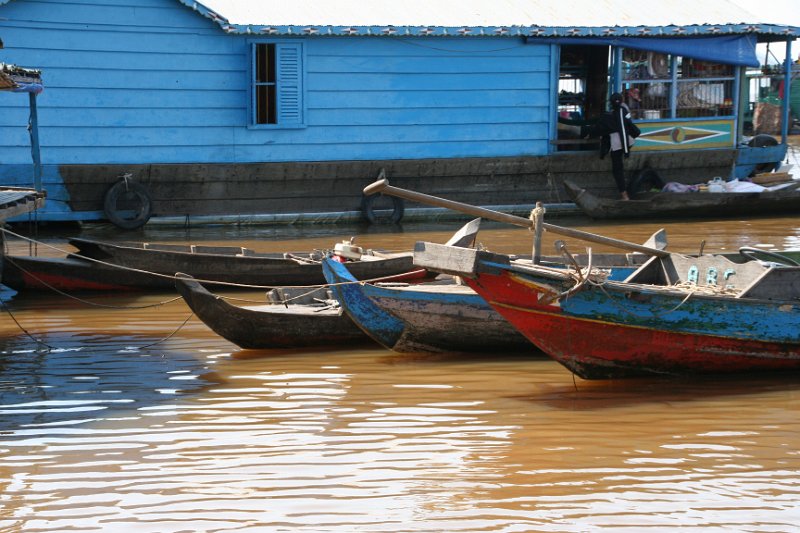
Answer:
[{"xmin": 542, "ymin": 35, "xmax": 760, "ymax": 67}]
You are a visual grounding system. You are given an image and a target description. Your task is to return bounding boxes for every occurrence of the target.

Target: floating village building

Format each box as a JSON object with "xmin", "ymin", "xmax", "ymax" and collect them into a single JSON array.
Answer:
[{"xmin": 0, "ymin": 0, "xmax": 797, "ymax": 227}]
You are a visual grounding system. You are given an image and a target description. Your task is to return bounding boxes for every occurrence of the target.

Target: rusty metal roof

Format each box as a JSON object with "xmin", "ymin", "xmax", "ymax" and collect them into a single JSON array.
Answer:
[{"xmin": 182, "ymin": 0, "xmax": 799, "ymax": 38}]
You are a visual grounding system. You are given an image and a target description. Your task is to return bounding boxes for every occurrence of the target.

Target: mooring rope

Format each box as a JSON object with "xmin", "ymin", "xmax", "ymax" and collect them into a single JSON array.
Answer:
[
  {"xmin": 0, "ymin": 292, "xmax": 196, "ymax": 353},
  {"xmin": 0, "ymin": 294, "xmax": 54, "ymax": 349}
]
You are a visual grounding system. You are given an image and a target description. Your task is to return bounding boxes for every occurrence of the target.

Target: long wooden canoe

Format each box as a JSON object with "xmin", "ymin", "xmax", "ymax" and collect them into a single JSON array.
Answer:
[
  {"xmin": 175, "ymin": 273, "xmax": 371, "ymax": 349},
  {"xmin": 2, "ymin": 220, "xmax": 481, "ymax": 292},
  {"xmin": 564, "ymin": 179, "xmax": 800, "ymax": 220}
]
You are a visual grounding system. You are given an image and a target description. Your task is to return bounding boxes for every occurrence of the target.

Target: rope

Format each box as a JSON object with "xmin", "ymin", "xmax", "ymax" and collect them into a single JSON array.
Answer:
[
  {"xmin": 137, "ymin": 312, "xmax": 195, "ymax": 349},
  {"xmin": 0, "ymin": 293, "xmax": 197, "ymax": 352},
  {"xmin": 1, "ymin": 227, "xmax": 431, "ymax": 312},
  {"xmin": 581, "ymin": 270, "xmax": 741, "ymax": 319},
  {"xmin": 528, "ymin": 204, "xmax": 546, "ymax": 232},
  {"xmin": 528, "ymin": 241, "xmax": 732, "ymax": 317},
  {"xmin": 0, "ymin": 294, "xmax": 54, "ymax": 349}
]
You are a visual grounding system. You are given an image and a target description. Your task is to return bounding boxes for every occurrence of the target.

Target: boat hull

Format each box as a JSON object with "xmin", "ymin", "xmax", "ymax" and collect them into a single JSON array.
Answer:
[
  {"xmin": 467, "ymin": 268, "xmax": 800, "ymax": 379},
  {"xmin": 413, "ymin": 243, "xmax": 800, "ymax": 379},
  {"xmin": 175, "ymin": 274, "xmax": 370, "ymax": 349},
  {"xmin": 322, "ymin": 258, "xmax": 532, "ymax": 353},
  {"xmin": 2, "ymin": 241, "xmax": 421, "ymax": 292},
  {"xmin": 564, "ymin": 179, "xmax": 800, "ymax": 220}
]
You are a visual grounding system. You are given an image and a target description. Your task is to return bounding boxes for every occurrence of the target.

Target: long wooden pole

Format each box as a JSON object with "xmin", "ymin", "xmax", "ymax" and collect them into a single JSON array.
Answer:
[{"xmin": 364, "ymin": 178, "xmax": 669, "ymax": 257}]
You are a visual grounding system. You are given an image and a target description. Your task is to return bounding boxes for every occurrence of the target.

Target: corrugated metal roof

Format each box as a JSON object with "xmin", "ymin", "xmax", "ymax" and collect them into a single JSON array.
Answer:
[
  {"xmin": 193, "ymin": 0, "xmax": 766, "ymax": 27},
  {"xmin": 181, "ymin": 0, "xmax": 799, "ymax": 39}
]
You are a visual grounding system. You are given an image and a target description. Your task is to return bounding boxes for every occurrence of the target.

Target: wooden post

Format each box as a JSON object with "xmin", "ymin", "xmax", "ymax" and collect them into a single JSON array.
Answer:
[
  {"xmin": 29, "ymin": 92, "xmax": 42, "ymax": 192},
  {"xmin": 531, "ymin": 201, "xmax": 544, "ymax": 265}
]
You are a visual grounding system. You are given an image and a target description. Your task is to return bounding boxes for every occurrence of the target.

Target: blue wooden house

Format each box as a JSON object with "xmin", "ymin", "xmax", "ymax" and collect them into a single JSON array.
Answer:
[{"xmin": 0, "ymin": 0, "xmax": 797, "ymax": 227}]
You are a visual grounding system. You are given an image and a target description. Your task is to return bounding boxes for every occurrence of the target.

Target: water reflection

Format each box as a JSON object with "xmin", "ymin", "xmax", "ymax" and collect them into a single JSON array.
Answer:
[
  {"xmin": 1, "ymin": 218, "xmax": 800, "ymax": 531},
  {"xmin": 0, "ymin": 333, "xmax": 214, "ymax": 435}
]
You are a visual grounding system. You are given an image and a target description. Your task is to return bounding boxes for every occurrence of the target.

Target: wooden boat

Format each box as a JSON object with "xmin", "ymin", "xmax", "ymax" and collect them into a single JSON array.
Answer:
[
  {"xmin": 1, "ymin": 239, "xmax": 425, "ymax": 292},
  {"xmin": 322, "ymin": 257, "xmax": 532, "ymax": 353},
  {"xmin": 1, "ymin": 247, "xmax": 421, "ymax": 292},
  {"xmin": 360, "ymin": 177, "xmax": 800, "ymax": 378},
  {"xmin": 321, "ymin": 248, "xmax": 649, "ymax": 354},
  {"xmin": 174, "ymin": 273, "xmax": 371, "ymax": 349},
  {"xmin": 564, "ymin": 178, "xmax": 800, "ymax": 220},
  {"xmin": 2, "ymin": 219, "xmax": 482, "ymax": 292},
  {"xmin": 415, "ymin": 241, "xmax": 800, "ymax": 379}
]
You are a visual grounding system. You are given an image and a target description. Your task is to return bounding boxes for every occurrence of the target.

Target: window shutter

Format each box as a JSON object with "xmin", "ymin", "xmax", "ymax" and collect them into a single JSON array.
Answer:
[{"xmin": 276, "ymin": 43, "xmax": 303, "ymax": 126}]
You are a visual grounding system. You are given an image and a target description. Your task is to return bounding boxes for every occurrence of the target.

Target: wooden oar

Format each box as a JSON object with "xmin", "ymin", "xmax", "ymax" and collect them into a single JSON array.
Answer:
[{"xmin": 364, "ymin": 178, "xmax": 669, "ymax": 257}]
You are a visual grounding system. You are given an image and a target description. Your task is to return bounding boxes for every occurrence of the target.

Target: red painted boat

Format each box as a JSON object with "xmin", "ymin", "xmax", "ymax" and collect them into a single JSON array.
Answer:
[{"xmin": 414, "ymin": 242, "xmax": 800, "ymax": 379}]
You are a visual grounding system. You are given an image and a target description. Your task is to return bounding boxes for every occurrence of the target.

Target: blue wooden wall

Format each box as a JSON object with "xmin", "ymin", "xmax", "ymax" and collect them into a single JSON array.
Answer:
[{"xmin": 0, "ymin": 0, "xmax": 552, "ymax": 173}]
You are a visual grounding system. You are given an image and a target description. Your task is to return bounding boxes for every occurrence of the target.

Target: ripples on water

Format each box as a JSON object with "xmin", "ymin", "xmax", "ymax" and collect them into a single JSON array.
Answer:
[{"xmin": 1, "ymin": 219, "xmax": 799, "ymax": 531}]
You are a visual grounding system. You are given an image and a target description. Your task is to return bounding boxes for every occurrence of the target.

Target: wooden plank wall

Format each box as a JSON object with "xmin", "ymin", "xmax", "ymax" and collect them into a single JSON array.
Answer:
[{"xmin": 0, "ymin": 0, "xmax": 551, "ymax": 167}]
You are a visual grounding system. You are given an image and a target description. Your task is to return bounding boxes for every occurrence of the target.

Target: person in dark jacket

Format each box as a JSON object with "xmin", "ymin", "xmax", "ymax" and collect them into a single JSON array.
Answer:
[{"xmin": 591, "ymin": 92, "xmax": 641, "ymax": 200}]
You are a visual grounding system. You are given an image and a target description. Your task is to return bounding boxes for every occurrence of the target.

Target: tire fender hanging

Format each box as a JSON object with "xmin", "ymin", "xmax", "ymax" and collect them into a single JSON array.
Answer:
[
  {"xmin": 360, "ymin": 193, "xmax": 404, "ymax": 224},
  {"xmin": 103, "ymin": 175, "xmax": 152, "ymax": 230}
]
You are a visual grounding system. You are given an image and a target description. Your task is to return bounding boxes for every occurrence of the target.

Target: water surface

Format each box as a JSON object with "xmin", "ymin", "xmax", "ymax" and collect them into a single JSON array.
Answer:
[{"xmin": 1, "ymin": 216, "xmax": 799, "ymax": 532}]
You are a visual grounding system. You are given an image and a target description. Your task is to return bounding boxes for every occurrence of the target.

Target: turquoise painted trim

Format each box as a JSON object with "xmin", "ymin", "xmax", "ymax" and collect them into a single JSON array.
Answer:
[{"xmin": 634, "ymin": 120, "xmax": 735, "ymax": 150}]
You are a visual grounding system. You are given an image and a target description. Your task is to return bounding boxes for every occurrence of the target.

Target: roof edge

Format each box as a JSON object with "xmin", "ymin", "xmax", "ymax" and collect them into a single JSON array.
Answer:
[{"xmin": 181, "ymin": 10, "xmax": 799, "ymax": 40}]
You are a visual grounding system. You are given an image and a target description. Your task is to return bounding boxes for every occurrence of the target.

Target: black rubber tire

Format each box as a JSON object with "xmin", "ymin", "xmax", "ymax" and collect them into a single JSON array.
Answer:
[
  {"xmin": 627, "ymin": 168, "xmax": 665, "ymax": 195},
  {"xmin": 748, "ymin": 134, "xmax": 779, "ymax": 148},
  {"xmin": 748, "ymin": 134, "xmax": 781, "ymax": 174},
  {"xmin": 103, "ymin": 179, "xmax": 152, "ymax": 230},
  {"xmin": 360, "ymin": 193, "xmax": 404, "ymax": 224}
]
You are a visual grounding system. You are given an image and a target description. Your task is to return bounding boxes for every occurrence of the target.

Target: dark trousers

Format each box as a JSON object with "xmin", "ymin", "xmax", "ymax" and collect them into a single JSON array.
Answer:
[{"xmin": 610, "ymin": 149, "xmax": 626, "ymax": 193}]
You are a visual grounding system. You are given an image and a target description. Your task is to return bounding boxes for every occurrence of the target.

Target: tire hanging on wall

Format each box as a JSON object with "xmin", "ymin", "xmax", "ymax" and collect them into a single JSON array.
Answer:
[
  {"xmin": 360, "ymin": 193, "xmax": 404, "ymax": 224},
  {"xmin": 103, "ymin": 177, "xmax": 152, "ymax": 230}
]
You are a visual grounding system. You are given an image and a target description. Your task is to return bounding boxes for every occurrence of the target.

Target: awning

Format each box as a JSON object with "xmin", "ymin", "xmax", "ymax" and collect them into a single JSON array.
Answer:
[{"xmin": 539, "ymin": 35, "xmax": 760, "ymax": 67}]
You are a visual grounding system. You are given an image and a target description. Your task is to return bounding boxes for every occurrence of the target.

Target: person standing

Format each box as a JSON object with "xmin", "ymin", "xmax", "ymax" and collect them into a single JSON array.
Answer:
[{"xmin": 590, "ymin": 92, "xmax": 641, "ymax": 200}]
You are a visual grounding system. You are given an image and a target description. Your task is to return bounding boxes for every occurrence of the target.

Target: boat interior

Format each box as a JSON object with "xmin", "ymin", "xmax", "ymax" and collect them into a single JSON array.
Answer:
[{"xmin": 622, "ymin": 253, "xmax": 797, "ymax": 300}]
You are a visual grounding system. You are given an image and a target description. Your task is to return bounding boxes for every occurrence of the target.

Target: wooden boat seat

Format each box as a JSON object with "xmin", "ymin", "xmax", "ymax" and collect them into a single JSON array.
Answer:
[
  {"xmin": 624, "ymin": 253, "xmax": 769, "ymax": 293},
  {"xmin": 737, "ymin": 267, "xmax": 800, "ymax": 300}
]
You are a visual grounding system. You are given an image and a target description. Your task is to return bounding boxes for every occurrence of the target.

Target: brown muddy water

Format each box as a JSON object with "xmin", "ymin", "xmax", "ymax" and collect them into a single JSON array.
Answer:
[{"xmin": 1, "ymin": 215, "xmax": 799, "ymax": 532}]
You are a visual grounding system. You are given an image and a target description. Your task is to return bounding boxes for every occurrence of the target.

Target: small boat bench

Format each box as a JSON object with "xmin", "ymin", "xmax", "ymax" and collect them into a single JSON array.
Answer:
[
  {"xmin": 140, "ymin": 242, "xmax": 256, "ymax": 256},
  {"xmin": 624, "ymin": 253, "xmax": 782, "ymax": 297}
]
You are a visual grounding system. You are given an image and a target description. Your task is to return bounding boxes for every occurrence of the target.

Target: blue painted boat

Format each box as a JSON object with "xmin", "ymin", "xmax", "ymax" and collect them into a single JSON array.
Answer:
[
  {"xmin": 414, "ymin": 242, "xmax": 800, "ymax": 379},
  {"xmin": 322, "ymin": 257, "xmax": 532, "ymax": 354}
]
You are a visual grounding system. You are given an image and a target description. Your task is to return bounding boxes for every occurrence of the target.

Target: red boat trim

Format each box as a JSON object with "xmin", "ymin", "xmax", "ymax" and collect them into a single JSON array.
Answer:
[{"xmin": 21, "ymin": 272, "xmax": 138, "ymax": 292}]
